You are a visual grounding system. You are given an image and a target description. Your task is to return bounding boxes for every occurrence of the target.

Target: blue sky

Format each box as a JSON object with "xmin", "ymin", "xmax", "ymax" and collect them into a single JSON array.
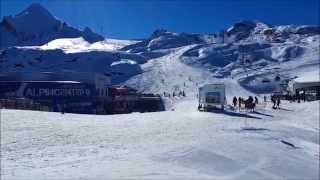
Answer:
[{"xmin": 1, "ymin": 0, "xmax": 319, "ymax": 39}]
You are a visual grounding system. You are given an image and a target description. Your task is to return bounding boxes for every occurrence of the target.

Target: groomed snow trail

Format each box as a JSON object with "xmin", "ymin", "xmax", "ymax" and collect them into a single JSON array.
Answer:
[
  {"xmin": 125, "ymin": 45, "xmax": 254, "ymax": 109},
  {"xmin": 125, "ymin": 45, "xmax": 213, "ymax": 95},
  {"xmin": 1, "ymin": 101, "xmax": 319, "ymax": 179}
]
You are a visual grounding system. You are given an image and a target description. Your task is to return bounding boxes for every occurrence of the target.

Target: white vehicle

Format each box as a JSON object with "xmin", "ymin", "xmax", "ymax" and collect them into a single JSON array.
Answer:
[{"xmin": 198, "ymin": 83, "xmax": 226, "ymax": 111}]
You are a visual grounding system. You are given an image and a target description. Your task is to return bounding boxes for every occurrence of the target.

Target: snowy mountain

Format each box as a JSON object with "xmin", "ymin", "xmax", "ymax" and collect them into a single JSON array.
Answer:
[
  {"xmin": 0, "ymin": 4, "xmax": 319, "ymax": 95},
  {"xmin": 0, "ymin": 45, "xmax": 146, "ymax": 84},
  {"xmin": 19, "ymin": 37, "xmax": 141, "ymax": 53},
  {"xmin": 1, "ymin": 5, "xmax": 319, "ymax": 179},
  {"xmin": 121, "ymin": 29, "xmax": 205, "ymax": 59},
  {"xmin": 123, "ymin": 20, "xmax": 319, "ymax": 94},
  {"xmin": 0, "ymin": 3, "xmax": 104, "ymax": 49}
]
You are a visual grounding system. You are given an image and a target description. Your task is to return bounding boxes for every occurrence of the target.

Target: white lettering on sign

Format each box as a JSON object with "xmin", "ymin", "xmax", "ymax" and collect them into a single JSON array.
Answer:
[
  {"xmin": 24, "ymin": 88, "xmax": 92, "ymax": 97},
  {"xmin": 25, "ymin": 88, "xmax": 34, "ymax": 96}
]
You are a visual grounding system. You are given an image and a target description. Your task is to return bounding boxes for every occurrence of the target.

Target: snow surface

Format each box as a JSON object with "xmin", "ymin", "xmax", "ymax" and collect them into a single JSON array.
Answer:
[
  {"xmin": 19, "ymin": 37, "xmax": 140, "ymax": 53},
  {"xmin": 1, "ymin": 100, "xmax": 319, "ymax": 179}
]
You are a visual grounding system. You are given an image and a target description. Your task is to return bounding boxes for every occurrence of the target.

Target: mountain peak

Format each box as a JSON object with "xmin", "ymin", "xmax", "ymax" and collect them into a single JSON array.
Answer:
[
  {"xmin": 27, "ymin": 3, "xmax": 46, "ymax": 10},
  {"xmin": 150, "ymin": 29, "xmax": 173, "ymax": 38},
  {"xmin": 234, "ymin": 20, "xmax": 270, "ymax": 29},
  {"xmin": 7, "ymin": 3, "xmax": 56, "ymax": 35},
  {"xmin": 0, "ymin": 3, "xmax": 104, "ymax": 48},
  {"xmin": 227, "ymin": 20, "xmax": 271, "ymax": 35},
  {"xmin": 16, "ymin": 3, "xmax": 53, "ymax": 19}
]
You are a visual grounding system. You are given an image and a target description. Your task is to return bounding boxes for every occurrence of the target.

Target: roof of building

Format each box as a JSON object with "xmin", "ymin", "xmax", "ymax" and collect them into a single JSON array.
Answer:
[{"xmin": 294, "ymin": 71, "xmax": 320, "ymax": 83}]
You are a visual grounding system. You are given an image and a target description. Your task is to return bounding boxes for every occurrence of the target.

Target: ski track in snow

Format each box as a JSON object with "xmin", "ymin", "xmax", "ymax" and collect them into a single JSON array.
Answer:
[
  {"xmin": 125, "ymin": 45, "xmax": 254, "ymax": 109},
  {"xmin": 1, "ymin": 100, "xmax": 319, "ymax": 179}
]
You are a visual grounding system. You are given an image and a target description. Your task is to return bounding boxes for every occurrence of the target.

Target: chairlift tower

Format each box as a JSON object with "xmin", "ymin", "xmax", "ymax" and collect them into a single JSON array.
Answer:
[{"xmin": 239, "ymin": 45, "xmax": 249, "ymax": 77}]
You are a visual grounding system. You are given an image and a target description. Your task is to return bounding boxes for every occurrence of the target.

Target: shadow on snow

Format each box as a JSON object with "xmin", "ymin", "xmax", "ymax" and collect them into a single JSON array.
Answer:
[
  {"xmin": 207, "ymin": 110, "xmax": 262, "ymax": 119},
  {"xmin": 251, "ymin": 111, "xmax": 274, "ymax": 117}
]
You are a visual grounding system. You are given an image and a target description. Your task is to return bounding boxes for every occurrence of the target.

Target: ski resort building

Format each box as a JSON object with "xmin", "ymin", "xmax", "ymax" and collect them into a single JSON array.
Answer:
[
  {"xmin": 0, "ymin": 73, "xmax": 164, "ymax": 114},
  {"xmin": 288, "ymin": 76, "xmax": 320, "ymax": 101},
  {"xmin": 0, "ymin": 81, "xmax": 100, "ymax": 114}
]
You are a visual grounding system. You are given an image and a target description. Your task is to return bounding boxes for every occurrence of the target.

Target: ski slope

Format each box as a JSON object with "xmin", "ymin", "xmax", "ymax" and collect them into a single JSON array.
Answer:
[
  {"xmin": 125, "ymin": 45, "xmax": 253, "ymax": 106},
  {"xmin": 1, "ymin": 100, "xmax": 319, "ymax": 179}
]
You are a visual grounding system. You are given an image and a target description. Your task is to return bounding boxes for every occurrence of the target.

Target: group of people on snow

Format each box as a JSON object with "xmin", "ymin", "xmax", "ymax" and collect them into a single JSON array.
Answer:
[
  {"xmin": 286, "ymin": 91, "xmax": 307, "ymax": 103},
  {"xmin": 163, "ymin": 91, "xmax": 186, "ymax": 98},
  {"xmin": 232, "ymin": 96, "xmax": 259, "ymax": 112},
  {"xmin": 231, "ymin": 94, "xmax": 285, "ymax": 111}
]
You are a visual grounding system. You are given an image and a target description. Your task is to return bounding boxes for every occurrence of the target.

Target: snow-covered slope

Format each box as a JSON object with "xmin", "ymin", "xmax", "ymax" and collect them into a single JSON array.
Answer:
[
  {"xmin": 20, "ymin": 37, "xmax": 140, "ymax": 53},
  {"xmin": 124, "ymin": 45, "xmax": 253, "ymax": 103},
  {"xmin": 91, "ymin": 38, "xmax": 141, "ymax": 51},
  {"xmin": 0, "ymin": 46, "xmax": 146, "ymax": 83},
  {"xmin": 123, "ymin": 20, "xmax": 319, "ymax": 94},
  {"xmin": 1, "ymin": 100, "xmax": 319, "ymax": 179},
  {"xmin": 121, "ymin": 29, "xmax": 205, "ymax": 59},
  {"xmin": 0, "ymin": 3, "xmax": 104, "ymax": 49}
]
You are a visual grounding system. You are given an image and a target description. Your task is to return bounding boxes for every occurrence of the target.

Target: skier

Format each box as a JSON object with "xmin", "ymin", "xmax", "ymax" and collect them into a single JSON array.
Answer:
[
  {"xmin": 271, "ymin": 95, "xmax": 276, "ymax": 109},
  {"xmin": 60, "ymin": 103, "xmax": 65, "ymax": 114},
  {"xmin": 254, "ymin": 96, "xmax": 259, "ymax": 104},
  {"xmin": 182, "ymin": 90, "xmax": 186, "ymax": 97},
  {"xmin": 238, "ymin": 97, "xmax": 242, "ymax": 111},
  {"xmin": 276, "ymin": 97, "xmax": 281, "ymax": 109},
  {"xmin": 247, "ymin": 96, "xmax": 255, "ymax": 111},
  {"xmin": 263, "ymin": 96, "xmax": 267, "ymax": 102},
  {"xmin": 247, "ymin": 96, "xmax": 254, "ymax": 104},
  {"xmin": 232, "ymin": 96, "xmax": 237, "ymax": 107}
]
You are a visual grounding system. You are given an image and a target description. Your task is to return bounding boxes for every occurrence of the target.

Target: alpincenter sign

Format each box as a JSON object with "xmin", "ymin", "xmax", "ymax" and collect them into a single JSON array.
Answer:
[
  {"xmin": 25, "ymin": 88, "xmax": 91, "ymax": 97},
  {"xmin": 21, "ymin": 82, "xmax": 95, "ymax": 99}
]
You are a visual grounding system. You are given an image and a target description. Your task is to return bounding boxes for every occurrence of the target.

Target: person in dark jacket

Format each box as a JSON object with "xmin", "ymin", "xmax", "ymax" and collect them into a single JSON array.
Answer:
[
  {"xmin": 271, "ymin": 95, "xmax": 276, "ymax": 109},
  {"xmin": 254, "ymin": 96, "xmax": 258, "ymax": 104},
  {"xmin": 246, "ymin": 96, "xmax": 255, "ymax": 111},
  {"xmin": 247, "ymin": 96, "xmax": 254, "ymax": 104},
  {"xmin": 297, "ymin": 92, "xmax": 301, "ymax": 103},
  {"xmin": 238, "ymin": 97, "xmax": 242, "ymax": 111},
  {"xmin": 232, "ymin": 96, "xmax": 237, "ymax": 107},
  {"xmin": 276, "ymin": 98, "xmax": 281, "ymax": 109},
  {"xmin": 302, "ymin": 91, "xmax": 306, "ymax": 102}
]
